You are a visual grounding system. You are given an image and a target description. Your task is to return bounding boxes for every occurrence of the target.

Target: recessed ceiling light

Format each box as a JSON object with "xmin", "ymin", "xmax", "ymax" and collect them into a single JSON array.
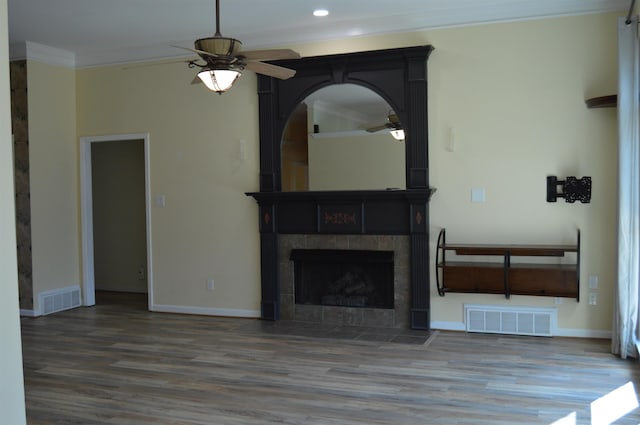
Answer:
[{"xmin": 313, "ymin": 9, "xmax": 329, "ymax": 17}]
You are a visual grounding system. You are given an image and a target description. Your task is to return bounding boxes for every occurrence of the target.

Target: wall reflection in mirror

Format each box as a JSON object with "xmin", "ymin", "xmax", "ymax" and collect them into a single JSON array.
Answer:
[{"xmin": 281, "ymin": 84, "xmax": 406, "ymax": 192}]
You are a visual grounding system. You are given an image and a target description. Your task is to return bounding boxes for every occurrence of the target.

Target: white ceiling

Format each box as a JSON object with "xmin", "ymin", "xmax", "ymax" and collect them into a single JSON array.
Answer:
[{"xmin": 7, "ymin": 0, "xmax": 629, "ymax": 68}]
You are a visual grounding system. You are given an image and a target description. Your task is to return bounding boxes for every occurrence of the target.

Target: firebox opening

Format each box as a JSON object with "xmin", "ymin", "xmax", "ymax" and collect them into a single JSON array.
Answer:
[{"xmin": 290, "ymin": 249, "xmax": 394, "ymax": 309}]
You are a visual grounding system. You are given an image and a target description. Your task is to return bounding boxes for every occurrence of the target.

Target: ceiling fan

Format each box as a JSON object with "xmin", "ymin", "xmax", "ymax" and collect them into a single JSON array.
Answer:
[
  {"xmin": 176, "ymin": 0, "xmax": 300, "ymax": 94},
  {"xmin": 366, "ymin": 112, "xmax": 405, "ymax": 140}
]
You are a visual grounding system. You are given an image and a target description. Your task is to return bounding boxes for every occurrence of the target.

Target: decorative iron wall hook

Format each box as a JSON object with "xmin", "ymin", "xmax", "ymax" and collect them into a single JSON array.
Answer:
[{"xmin": 547, "ymin": 176, "xmax": 591, "ymax": 203}]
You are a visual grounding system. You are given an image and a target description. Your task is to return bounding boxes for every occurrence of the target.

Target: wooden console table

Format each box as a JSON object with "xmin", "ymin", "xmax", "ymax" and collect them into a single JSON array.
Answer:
[{"xmin": 435, "ymin": 229, "xmax": 580, "ymax": 300}]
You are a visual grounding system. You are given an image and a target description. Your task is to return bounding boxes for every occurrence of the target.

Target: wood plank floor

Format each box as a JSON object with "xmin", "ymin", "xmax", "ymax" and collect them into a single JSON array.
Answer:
[{"xmin": 20, "ymin": 295, "xmax": 640, "ymax": 425}]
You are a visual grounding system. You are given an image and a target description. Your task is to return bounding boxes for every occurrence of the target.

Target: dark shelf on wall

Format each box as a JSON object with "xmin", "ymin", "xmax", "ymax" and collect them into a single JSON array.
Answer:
[
  {"xmin": 585, "ymin": 94, "xmax": 617, "ymax": 109},
  {"xmin": 435, "ymin": 228, "xmax": 580, "ymax": 301}
]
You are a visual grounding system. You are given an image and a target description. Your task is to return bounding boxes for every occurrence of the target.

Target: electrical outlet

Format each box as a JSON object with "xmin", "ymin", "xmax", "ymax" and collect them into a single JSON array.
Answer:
[
  {"xmin": 137, "ymin": 266, "xmax": 145, "ymax": 280},
  {"xmin": 207, "ymin": 279, "xmax": 214, "ymax": 290},
  {"xmin": 588, "ymin": 293, "xmax": 597, "ymax": 305}
]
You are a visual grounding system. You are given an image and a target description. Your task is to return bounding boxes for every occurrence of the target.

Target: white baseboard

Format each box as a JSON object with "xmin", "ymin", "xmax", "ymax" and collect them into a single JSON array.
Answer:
[
  {"xmin": 151, "ymin": 304, "xmax": 260, "ymax": 319},
  {"xmin": 554, "ymin": 328, "xmax": 612, "ymax": 339},
  {"xmin": 430, "ymin": 321, "xmax": 466, "ymax": 331},
  {"xmin": 18, "ymin": 302, "xmax": 613, "ymax": 339}
]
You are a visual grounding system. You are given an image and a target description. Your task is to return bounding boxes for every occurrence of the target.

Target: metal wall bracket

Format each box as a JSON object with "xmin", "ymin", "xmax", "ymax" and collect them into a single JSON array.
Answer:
[{"xmin": 547, "ymin": 176, "xmax": 591, "ymax": 203}]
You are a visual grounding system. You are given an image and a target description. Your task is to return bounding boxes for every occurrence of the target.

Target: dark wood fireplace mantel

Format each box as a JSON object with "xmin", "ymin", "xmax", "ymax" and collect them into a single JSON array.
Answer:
[
  {"xmin": 247, "ymin": 46, "xmax": 434, "ymax": 330},
  {"xmin": 247, "ymin": 189, "xmax": 436, "ymax": 235}
]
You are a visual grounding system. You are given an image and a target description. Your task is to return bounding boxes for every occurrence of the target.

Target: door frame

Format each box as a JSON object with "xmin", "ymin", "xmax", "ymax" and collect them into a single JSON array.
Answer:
[{"xmin": 79, "ymin": 133, "xmax": 152, "ymax": 308}]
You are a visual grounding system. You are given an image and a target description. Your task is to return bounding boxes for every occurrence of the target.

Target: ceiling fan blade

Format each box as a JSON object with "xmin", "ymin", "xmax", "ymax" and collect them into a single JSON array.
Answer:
[
  {"xmin": 121, "ymin": 59, "xmax": 192, "ymax": 70},
  {"xmin": 172, "ymin": 45, "xmax": 219, "ymax": 58},
  {"xmin": 245, "ymin": 61, "xmax": 296, "ymax": 80},
  {"xmin": 240, "ymin": 49, "xmax": 300, "ymax": 61},
  {"xmin": 366, "ymin": 124, "xmax": 390, "ymax": 133}
]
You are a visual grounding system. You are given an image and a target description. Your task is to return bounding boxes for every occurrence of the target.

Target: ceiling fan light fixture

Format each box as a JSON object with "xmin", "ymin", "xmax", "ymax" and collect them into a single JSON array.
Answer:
[
  {"xmin": 198, "ymin": 68, "xmax": 242, "ymax": 94},
  {"xmin": 195, "ymin": 37, "xmax": 242, "ymax": 57},
  {"xmin": 390, "ymin": 129, "xmax": 405, "ymax": 141},
  {"xmin": 184, "ymin": 0, "xmax": 299, "ymax": 94}
]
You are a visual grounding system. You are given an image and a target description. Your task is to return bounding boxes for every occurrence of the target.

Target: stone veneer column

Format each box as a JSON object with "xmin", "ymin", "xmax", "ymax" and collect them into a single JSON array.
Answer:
[{"xmin": 9, "ymin": 60, "xmax": 33, "ymax": 311}]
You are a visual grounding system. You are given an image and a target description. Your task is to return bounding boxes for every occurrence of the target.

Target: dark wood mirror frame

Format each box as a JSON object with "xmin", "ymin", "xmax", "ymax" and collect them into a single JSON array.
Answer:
[{"xmin": 247, "ymin": 45, "xmax": 435, "ymax": 329}]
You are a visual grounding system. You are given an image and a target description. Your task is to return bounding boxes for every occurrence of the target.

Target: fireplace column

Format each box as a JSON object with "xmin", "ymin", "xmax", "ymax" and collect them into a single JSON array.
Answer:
[
  {"xmin": 408, "ymin": 196, "xmax": 430, "ymax": 330},
  {"xmin": 258, "ymin": 202, "xmax": 279, "ymax": 320}
]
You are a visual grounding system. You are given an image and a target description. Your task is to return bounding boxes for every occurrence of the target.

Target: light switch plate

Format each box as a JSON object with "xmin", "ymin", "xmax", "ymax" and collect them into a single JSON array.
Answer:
[{"xmin": 471, "ymin": 188, "xmax": 486, "ymax": 203}]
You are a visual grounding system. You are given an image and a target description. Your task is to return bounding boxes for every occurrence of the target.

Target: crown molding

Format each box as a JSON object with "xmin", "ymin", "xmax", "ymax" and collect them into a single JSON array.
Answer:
[
  {"xmin": 7, "ymin": 0, "xmax": 628, "ymax": 68},
  {"xmin": 9, "ymin": 41, "xmax": 75, "ymax": 68}
]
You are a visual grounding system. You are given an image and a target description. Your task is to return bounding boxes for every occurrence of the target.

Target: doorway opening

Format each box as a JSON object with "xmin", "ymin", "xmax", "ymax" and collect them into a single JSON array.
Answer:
[{"xmin": 80, "ymin": 133, "xmax": 152, "ymax": 310}]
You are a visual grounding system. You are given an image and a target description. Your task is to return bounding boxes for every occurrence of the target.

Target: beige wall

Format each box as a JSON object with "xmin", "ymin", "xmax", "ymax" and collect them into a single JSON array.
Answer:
[
  {"xmin": 73, "ymin": 11, "xmax": 619, "ymax": 332},
  {"xmin": 289, "ymin": 13, "xmax": 618, "ymax": 335},
  {"xmin": 308, "ymin": 132, "xmax": 405, "ymax": 190},
  {"xmin": 0, "ymin": 0, "xmax": 27, "ymax": 420},
  {"xmin": 27, "ymin": 60, "xmax": 80, "ymax": 313},
  {"xmin": 76, "ymin": 62, "xmax": 262, "ymax": 314},
  {"xmin": 92, "ymin": 139, "xmax": 147, "ymax": 293},
  {"xmin": 425, "ymin": 15, "xmax": 617, "ymax": 334}
]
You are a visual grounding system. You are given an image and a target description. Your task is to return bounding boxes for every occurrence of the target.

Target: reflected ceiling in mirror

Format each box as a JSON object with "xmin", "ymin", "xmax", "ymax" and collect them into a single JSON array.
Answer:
[{"xmin": 281, "ymin": 84, "xmax": 406, "ymax": 192}]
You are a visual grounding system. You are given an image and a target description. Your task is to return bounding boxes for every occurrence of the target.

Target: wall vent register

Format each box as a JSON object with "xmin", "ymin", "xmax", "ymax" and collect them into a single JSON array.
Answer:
[
  {"xmin": 465, "ymin": 304, "xmax": 556, "ymax": 336},
  {"xmin": 40, "ymin": 285, "xmax": 82, "ymax": 315}
]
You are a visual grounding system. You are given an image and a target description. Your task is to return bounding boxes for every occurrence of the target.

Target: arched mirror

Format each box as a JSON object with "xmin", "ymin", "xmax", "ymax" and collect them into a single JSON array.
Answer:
[
  {"xmin": 281, "ymin": 84, "xmax": 406, "ymax": 192},
  {"xmin": 255, "ymin": 46, "xmax": 433, "ymax": 193}
]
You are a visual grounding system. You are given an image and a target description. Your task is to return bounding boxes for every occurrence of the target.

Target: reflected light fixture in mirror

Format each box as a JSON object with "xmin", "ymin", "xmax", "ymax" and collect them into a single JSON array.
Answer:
[
  {"xmin": 390, "ymin": 129, "xmax": 405, "ymax": 141},
  {"xmin": 198, "ymin": 68, "xmax": 242, "ymax": 94}
]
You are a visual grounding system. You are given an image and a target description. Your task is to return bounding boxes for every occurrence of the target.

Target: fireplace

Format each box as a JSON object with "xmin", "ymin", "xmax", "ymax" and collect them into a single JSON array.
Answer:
[
  {"xmin": 279, "ymin": 235, "xmax": 410, "ymax": 328},
  {"xmin": 248, "ymin": 46, "xmax": 434, "ymax": 330},
  {"xmin": 291, "ymin": 249, "xmax": 394, "ymax": 309}
]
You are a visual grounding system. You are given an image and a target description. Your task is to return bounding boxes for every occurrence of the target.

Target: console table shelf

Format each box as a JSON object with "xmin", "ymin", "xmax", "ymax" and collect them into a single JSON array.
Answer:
[{"xmin": 436, "ymin": 229, "xmax": 580, "ymax": 300}]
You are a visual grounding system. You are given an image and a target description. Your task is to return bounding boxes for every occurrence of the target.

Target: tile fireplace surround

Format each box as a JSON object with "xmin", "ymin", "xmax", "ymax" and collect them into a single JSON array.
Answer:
[{"xmin": 279, "ymin": 234, "xmax": 410, "ymax": 328}]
